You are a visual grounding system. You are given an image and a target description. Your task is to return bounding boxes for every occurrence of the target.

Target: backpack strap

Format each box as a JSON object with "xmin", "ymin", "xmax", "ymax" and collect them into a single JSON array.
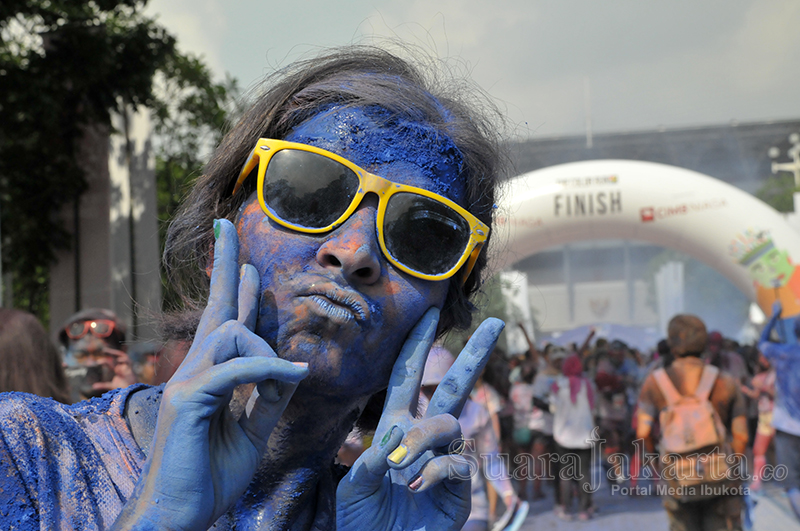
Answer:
[
  {"xmin": 694, "ymin": 365, "xmax": 719, "ymax": 401},
  {"xmin": 652, "ymin": 368, "xmax": 683, "ymax": 407}
]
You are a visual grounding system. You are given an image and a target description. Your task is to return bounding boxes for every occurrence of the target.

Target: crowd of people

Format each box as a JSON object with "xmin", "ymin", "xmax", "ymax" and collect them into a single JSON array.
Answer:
[
  {"xmin": 442, "ymin": 310, "xmax": 799, "ymax": 530},
  {"xmin": 1, "ymin": 300, "xmax": 799, "ymax": 531}
]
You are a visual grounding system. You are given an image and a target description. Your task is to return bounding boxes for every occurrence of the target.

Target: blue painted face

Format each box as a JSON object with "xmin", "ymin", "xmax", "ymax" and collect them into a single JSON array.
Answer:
[{"xmin": 236, "ymin": 107, "xmax": 465, "ymax": 397}]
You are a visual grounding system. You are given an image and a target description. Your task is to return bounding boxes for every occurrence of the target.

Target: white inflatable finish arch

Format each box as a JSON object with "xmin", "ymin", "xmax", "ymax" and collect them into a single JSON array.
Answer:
[{"xmin": 494, "ymin": 160, "xmax": 800, "ymax": 321}]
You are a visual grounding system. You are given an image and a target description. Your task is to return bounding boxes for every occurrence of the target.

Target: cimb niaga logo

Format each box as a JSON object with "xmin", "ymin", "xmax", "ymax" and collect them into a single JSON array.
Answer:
[{"xmin": 640, "ymin": 199, "xmax": 726, "ymax": 223}]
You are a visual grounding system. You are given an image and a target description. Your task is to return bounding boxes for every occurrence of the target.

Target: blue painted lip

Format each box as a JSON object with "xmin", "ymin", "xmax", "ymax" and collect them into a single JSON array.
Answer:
[{"xmin": 299, "ymin": 282, "xmax": 370, "ymax": 323}]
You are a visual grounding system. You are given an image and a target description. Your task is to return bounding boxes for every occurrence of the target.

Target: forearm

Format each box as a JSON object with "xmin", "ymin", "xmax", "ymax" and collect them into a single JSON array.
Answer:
[
  {"xmin": 731, "ymin": 416, "xmax": 748, "ymax": 455},
  {"xmin": 636, "ymin": 411, "xmax": 655, "ymax": 454},
  {"xmin": 760, "ymin": 310, "xmax": 781, "ymax": 345}
]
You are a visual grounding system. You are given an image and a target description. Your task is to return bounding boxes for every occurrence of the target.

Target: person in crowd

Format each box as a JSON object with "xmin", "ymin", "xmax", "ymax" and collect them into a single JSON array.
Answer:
[
  {"xmin": 421, "ymin": 346, "xmax": 523, "ymax": 531},
  {"xmin": 654, "ymin": 338, "xmax": 674, "ymax": 369},
  {"xmin": 706, "ymin": 331, "xmax": 749, "ymax": 385},
  {"xmin": 0, "ymin": 308, "xmax": 70, "ymax": 403},
  {"xmin": 583, "ymin": 337, "xmax": 608, "ymax": 375},
  {"xmin": 470, "ymin": 347, "xmax": 508, "ymax": 521},
  {"xmin": 126, "ymin": 341, "xmax": 160, "ymax": 386},
  {"xmin": 740, "ymin": 352, "xmax": 775, "ymax": 490},
  {"xmin": 58, "ymin": 308, "xmax": 136, "ymax": 401},
  {"xmin": 0, "ymin": 47, "xmax": 507, "ymax": 530},
  {"xmin": 594, "ymin": 339, "xmax": 637, "ymax": 483},
  {"xmin": 151, "ymin": 338, "xmax": 192, "ymax": 385},
  {"xmin": 527, "ymin": 346, "xmax": 563, "ymax": 498},
  {"xmin": 757, "ymin": 302, "xmax": 800, "ymax": 520},
  {"xmin": 509, "ymin": 360, "xmax": 538, "ymax": 499},
  {"xmin": 637, "ymin": 314, "xmax": 748, "ymax": 531},
  {"xmin": 551, "ymin": 354, "xmax": 596, "ymax": 521}
]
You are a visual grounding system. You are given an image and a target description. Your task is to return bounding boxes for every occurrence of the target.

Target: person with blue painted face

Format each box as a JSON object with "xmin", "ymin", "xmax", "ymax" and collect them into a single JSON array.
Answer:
[{"xmin": 0, "ymin": 47, "xmax": 505, "ymax": 531}]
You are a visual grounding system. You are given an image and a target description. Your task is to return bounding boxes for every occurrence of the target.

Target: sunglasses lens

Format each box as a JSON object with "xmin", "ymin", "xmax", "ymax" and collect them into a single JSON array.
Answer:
[
  {"xmin": 384, "ymin": 193, "xmax": 471, "ymax": 276},
  {"xmin": 263, "ymin": 149, "xmax": 360, "ymax": 228},
  {"xmin": 66, "ymin": 322, "xmax": 86, "ymax": 339},
  {"xmin": 91, "ymin": 320, "xmax": 113, "ymax": 337}
]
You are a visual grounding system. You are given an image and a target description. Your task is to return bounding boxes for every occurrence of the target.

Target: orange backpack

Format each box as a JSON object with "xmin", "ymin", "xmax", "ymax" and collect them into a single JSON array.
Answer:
[{"xmin": 652, "ymin": 365, "xmax": 732, "ymax": 498}]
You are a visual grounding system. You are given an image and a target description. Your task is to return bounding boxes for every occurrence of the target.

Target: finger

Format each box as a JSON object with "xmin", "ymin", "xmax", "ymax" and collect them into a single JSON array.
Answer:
[
  {"xmin": 406, "ymin": 454, "xmax": 473, "ymax": 498},
  {"xmin": 336, "ymin": 425, "xmax": 405, "ymax": 498},
  {"xmin": 178, "ymin": 320, "xmax": 277, "ymax": 374},
  {"xmin": 239, "ymin": 371, "xmax": 305, "ymax": 450},
  {"xmin": 427, "ymin": 317, "xmax": 504, "ymax": 418},
  {"xmin": 386, "ymin": 414, "xmax": 462, "ymax": 469},
  {"xmin": 237, "ymin": 264, "xmax": 260, "ymax": 331},
  {"xmin": 195, "ymin": 219, "xmax": 240, "ymax": 342},
  {"xmin": 378, "ymin": 307, "xmax": 439, "ymax": 431},
  {"xmin": 181, "ymin": 357, "xmax": 308, "ymax": 414},
  {"xmin": 102, "ymin": 347, "xmax": 128, "ymax": 360}
]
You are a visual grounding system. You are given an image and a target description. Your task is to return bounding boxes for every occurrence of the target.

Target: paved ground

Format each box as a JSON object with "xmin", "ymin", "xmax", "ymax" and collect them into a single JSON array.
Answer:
[
  {"xmin": 515, "ymin": 478, "xmax": 667, "ymax": 531},
  {"xmin": 504, "ymin": 479, "xmax": 800, "ymax": 531}
]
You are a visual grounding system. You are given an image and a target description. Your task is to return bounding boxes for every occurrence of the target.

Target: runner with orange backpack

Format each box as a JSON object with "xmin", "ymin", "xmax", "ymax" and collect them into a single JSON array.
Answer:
[{"xmin": 637, "ymin": 314, "xmax": 748, "ymax": 531}]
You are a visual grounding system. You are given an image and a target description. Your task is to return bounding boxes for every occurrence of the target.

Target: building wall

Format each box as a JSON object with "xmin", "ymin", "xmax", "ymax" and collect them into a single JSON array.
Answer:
[{"xmin": 49, "ymin": 106, "xmax": 162, "ymax": 342}]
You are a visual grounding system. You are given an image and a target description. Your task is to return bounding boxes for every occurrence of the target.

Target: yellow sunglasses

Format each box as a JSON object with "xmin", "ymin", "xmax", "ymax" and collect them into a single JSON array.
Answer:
[{"xmin": 232, "ymin": 139, "xmax": 489, "ymax": 282}]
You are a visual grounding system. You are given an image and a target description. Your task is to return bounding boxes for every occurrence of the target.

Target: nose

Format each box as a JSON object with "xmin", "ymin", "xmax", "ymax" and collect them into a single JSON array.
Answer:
[{"xmin": 315, "ymin": 198, "xmax": 382, "ymax": 285}]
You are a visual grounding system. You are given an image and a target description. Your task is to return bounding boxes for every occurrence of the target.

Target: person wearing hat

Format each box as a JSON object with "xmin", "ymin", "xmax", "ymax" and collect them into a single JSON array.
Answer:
[
  {"xmin": 58, "ymin": 308, "xmax": 136, "ymax": 401},
  {"xmin": 637, "ymin": 314, "xmax": 748, "ymax": 531},
  {"xmin": 421, "ymin": 345, "xmax": 523, "ymax": 531}
]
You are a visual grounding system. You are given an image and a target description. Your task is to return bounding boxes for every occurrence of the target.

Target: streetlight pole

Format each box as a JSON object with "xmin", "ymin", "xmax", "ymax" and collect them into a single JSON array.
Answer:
[{"xmin": 771, "ymin": 133, "xmax": 800, "ymax": 187}]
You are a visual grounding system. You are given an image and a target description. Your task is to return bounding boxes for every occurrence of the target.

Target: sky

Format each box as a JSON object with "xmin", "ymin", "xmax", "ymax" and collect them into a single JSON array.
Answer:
[{"xmin": 143, "ymin": 0, "xmax": 800, "ymax": 140}]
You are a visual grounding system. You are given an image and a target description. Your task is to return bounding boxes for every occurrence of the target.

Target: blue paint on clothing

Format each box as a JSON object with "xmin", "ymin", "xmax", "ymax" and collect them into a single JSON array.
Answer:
[{"xmin": 0, "ymin": 386, "xmax": 147, "ymax": 530}]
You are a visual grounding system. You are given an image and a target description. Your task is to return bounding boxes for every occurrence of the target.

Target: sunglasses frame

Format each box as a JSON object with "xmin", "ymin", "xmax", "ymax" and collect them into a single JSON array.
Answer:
[
  {"xmin": 64, "ymin": 319, "xmax": 116, "ymax": 340},
  {"xmin": 232, "ymin": 138, "xmax": 489, "ymax": 282}
]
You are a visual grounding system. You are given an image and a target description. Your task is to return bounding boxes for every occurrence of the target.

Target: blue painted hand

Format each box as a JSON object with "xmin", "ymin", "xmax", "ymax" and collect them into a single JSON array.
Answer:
[
  {"xmin": 111, "ymin": 219, "xmax": 309, "ymax": 531},
  {"xmin": 336, "ymin": 310, "xmax": 504, "ymax": 531}
]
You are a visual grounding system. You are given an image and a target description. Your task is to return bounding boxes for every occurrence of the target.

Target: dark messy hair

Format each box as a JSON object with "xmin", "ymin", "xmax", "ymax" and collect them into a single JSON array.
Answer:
[
  {"xmin": 668, "ymin": 314, "xmax": 708, "ymax": 357},
  {"xmin": 0, "ymin": 308, "xmax": 70, "ymax": 403},
  {"xmin": 163, "ymin": 46, "xmax": 505, "ymax": 338}
]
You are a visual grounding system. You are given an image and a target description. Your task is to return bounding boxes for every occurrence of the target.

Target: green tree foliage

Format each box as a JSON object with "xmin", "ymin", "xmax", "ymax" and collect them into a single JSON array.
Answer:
[
  {"xmin": 0, "ymin": 1, "xmax": 174, "ymax": 322},
  {"xmin": 0, "ymin": 1, "xmax": 237, "ymax": 324},
  {"xmin": 756, "ymin": 173, "xmax": 799, "ymax": 213}
]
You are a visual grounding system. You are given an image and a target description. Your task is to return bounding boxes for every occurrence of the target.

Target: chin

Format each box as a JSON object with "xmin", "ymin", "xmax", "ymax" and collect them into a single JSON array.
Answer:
[{"xmin": 279, "ymin": 333, "xmax": 392, "ymax": 398}]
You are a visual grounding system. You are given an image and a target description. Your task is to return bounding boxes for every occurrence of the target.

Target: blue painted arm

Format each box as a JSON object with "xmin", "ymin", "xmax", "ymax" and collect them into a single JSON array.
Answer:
[
  {"xmin": 336, "ymin": 313, "xmax": 505, "ymax": 531},
  {"xmin": 110, "ymin": 220, "xmax": 308, "ymax": 531},
  {"xmin": 760, "ymin": 301, "xmax": 782, "ymax": 347}
]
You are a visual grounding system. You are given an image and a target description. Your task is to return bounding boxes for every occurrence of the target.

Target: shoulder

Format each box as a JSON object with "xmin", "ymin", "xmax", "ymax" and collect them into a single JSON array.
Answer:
[
  {"xmin": 0, "ymin": 391, "xmax": 72, "ymax": 439},
  {"xmin": 638, "ymin": 373, "xmax": 661, "ymax": 402}
]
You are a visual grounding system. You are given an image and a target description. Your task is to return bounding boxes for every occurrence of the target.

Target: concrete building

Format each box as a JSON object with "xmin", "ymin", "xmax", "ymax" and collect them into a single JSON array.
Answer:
[{"xmin": 49, "ymin": 107, "xmax": 162, "ymax": 342}]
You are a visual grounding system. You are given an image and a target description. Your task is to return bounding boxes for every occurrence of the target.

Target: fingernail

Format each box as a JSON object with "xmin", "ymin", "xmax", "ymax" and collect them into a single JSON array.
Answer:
[
  {"xmin": 260, "ymin": 380, "xmax": 282, "ymax": 402},
  {"xmin": 291, "ymin": 362, "xmax": 309, "ymax": 368},
  {"xmin": 408, "ymin": 474, "xmax": 423, "ymax": 491},
  {"xmin": 387, "ymin": 444, "xmax": 408, "ymax": 464},
  {"xmin": 213, "ymin": 219, "xmax": 221, "ymax": 239},
  {"xmin": 380, "ymin": 426, "xmax": 397, "ymax": 447},
  {"xmin": 240, "ymin": 264, "xmax": 247, "ymax": 280}
]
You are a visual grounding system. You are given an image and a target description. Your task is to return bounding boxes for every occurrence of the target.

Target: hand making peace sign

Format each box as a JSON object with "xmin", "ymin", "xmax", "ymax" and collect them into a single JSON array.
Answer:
[{"xmin": 336, "ymin": 310, "xmax": 504, "ymax": 531}]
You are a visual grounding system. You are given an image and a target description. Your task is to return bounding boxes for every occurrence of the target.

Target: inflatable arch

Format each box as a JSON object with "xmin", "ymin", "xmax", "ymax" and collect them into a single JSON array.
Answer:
[{"xmin": 493, "ymin": 159, "xmax": 800, "ymax": 333}]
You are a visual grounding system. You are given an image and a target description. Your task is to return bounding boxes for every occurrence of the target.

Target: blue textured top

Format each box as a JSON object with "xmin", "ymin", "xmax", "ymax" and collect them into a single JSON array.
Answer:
[{"xmin": 0, "ymin": 385, "xmax": 147, "ymax": 530}]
